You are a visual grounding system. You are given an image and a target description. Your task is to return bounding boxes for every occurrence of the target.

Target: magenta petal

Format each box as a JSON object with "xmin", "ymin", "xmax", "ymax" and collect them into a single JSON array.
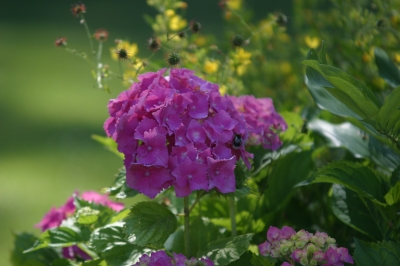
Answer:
[
  {"xmin": 186, "ymin": 119, "xmax": 207, "ymax": 143},
  {"xmin": 126, "ymin": 164, "xmax": 173, "ymax": 199},
  {"xmin": 207, "ymin": 156, "xmax": 236, "ymax": 193},
  {"xmin": 187, "ymin": 92, "xmax": 209, "ymax": 119}
]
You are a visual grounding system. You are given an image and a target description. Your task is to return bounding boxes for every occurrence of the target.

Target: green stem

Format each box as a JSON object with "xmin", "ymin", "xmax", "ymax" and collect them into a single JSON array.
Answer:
[
  {"xmin": 184, "ymin": 196, "xmax": 190, "ymax": 257},
  {"xmin": 80, "ymin": 14, "xmax": 95, "ymax": 55},
  {"xmin": 229, "ymin": 196, "xmax": 237, "ymax": 237},
  {"xmin": 118, "ymin": 60, "xmax": 124, "ymax": 80},
  {"xmin": 96, "ymin": 41, "xmax": 103, "ymax": 89}
]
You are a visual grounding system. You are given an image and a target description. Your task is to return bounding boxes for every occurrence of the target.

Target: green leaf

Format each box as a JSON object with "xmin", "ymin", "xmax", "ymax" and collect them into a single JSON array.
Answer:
[
  {"xmin": 384, "ymin": 181, "xmax": 400, "ymax": 206},
  {"xmin": 200, "ymin": 234, "xmax": 253, "ymax": 266},
  {"xmin": 390, "ymin": 165, "xmax": 400, "ymax": 186},
  {"xmin": 11, "ymin": 233, "xmax": 60, "ymax": 266},
  {"xmin": 101, "ymin": 168, "xmax": 139, "ymax": 199},
  {"xmin": 50, "ymin": 259, "xmax": 78, "ymax": 266},
  {"xmin": 263, "ymin": 150, "xmax": 313, "ymax": 211},
  {"xmin": 318, "ymin": 40, "xmax": 328, "ymax": 64},
  {"xmin": 297, "ymin": 161, "xmax": 387, "ymax": 205},
  {"xmin": 25, "ymin": 227, "xmax": 82, "ymax": 252},
  {"xmin": 308, "ymin": 119, "xmax": 399, "ymax": 171},
  {"xmin": 82, "ymin": 259, "xmax": 107, "ymax": 266},
  {"xmin": 250, "ymin": 253, "xmax": 275, "ymax": 266},
  {"xmin": 124, "ymin": 201, "xmax": 178, "ymax": 248},
  {"xmin": 90, "ymin": 222, "xmax": 126, "ymax": 253},
  {"xmin": 74, "ymin": 197, "xmax": 117, "ymax": 228},
  {"xmin": 370, "ymin": 87, "xmax": 400, "ymax": 140},
  {"xmin": 303, "ymin": 59, "xmax": 381, "ymax": 119},
  {"xmin": 374, "ymin": 47, "xmax": 400, "ymax": 88},
  {"xmin": 353, "ymin": 238, "xmax": 400, "ymax": 265},
  {"xmin": 331, "ymin": 185, "xmax": 387, "ymax": 240},
  {"xmin": 91, "ymin": 134, "xmax": 124, "ymax": 159},
  {"xmin": 102, "ymin": 244, "xmax": 150, "ymax": 266},
  {"xmin": 305, "ymin": 50, "xmax": 361, "ymax": 119},
  {"xmin": 76, "ymin": 207, "xmax": 100, "ymax": 225}
]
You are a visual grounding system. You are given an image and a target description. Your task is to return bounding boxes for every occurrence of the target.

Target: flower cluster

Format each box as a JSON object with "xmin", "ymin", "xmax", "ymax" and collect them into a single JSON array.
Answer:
[
  {"xmin": 133, "ymin": 250, "xmax": 214, "ymax": 266},
  {"xmin": 104, "ymin": 68, "xmax": 254, "ymax": 198},
  {"xmin": 35, "ymin": 191, "xmax": 124, "ymax": 260},
  {"xmin": 229, "ymin": 95, "xmax": 287, "ymax": 150},
  {"xmin": 258, "ymin": 226, "xmax": 354, "ymax": 266}
]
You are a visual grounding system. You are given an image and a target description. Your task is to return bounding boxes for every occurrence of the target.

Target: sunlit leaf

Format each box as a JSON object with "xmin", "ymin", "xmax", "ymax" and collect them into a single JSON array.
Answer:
[{"xmin": 91, "ymin": 134, "xmax": 124, "ymax": 159}]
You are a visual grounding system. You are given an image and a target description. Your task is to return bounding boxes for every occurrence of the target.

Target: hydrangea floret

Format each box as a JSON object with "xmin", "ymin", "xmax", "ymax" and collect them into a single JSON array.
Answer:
[
  {"xmin": 35, "ymin": 191, "xmax": 124, "ymax": 261},
  {"xmin": 258, "ymin": 226, "xmax": 354, "ymax": 266},
  {"xmin": 105, "ymin": 68, "xmax": 286, "ymax": 199},
  {"xmin": 132, "ymin": 250, "xmax": 214, "ymax": 266}
]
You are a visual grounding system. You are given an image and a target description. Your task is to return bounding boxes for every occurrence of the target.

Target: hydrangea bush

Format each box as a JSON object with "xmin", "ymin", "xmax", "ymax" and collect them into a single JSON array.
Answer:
[{"xmin": 11, "ymin": 0, "xmax": 400, "ymax": 266}]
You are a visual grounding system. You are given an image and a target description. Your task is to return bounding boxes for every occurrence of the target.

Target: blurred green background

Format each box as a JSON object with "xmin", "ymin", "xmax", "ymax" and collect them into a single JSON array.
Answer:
[{"xmin": 0, "ymin": 1, "xmax": 291, "ymax": 264}]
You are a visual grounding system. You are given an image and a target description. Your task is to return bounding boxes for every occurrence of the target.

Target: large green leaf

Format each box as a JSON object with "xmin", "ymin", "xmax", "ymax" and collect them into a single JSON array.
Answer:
[
  {"xmin": 228, "ymin": 251, "xmax": 275, "ymax": 266},
  {"xmin": 89, "ymin": 222, "xmax": 149, "ymax": 266},
  {"xmin": 331, "ymin": 185, "xmax": 387, "ymax": 240},
  {"xmin": 25, "ymin": 227, "xmax": 82, "ymax": 252},
  {"xmin": 308, "ymin": 119, "xmax": 399, "ymax": 171},
  {"xmin": 11, "ymin": 233, "xmax": 60, "ymax": 266},
  {"xmin": 374, "ymin": 47, "xmax": 400, "ymax": 88},
  {"xmin": 384, "ymin": 181, "xmax": 400, "ymax": 206},
  {"xmin": 263, "ymin": 150, "xmax": 313, "ymax": 211},
  {"xmin": 305, "ymin": 49, "xmax": 361, "ymax": 118},
  {"xmin": 200, "ymin": 234, "xmax": 253, "ymax": 266},
  {"xmin": 101, "ymin": 168, "xmax": 139, "ymax": 199},
  {"xmin": 353, "ymin": 238, "xmax": 400, "ymax": 265},
  {"xmin": 124, "ymin": 201, "xmax": 178, "ymax": 248},
  {"xmin": 369, "ymin": 87, "xmax": 400, "ymax": 140},
  {"xmin": 297, "ymin": 161, "xmax": 387, "ymax": 205},
  {"xmin": 303, "ymin": 59, "xmax": 381, "ymax": 119}
]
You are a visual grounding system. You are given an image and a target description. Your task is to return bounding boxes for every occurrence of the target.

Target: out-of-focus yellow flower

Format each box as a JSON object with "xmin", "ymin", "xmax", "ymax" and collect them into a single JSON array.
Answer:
[
  {"xmin": 372, "ymin": 77, "xmax": 385, "ymax": 90},
  {"xmin": 169, "ymin": 15, "xmax": 187, "ymax": 31},
  {"xmin": 164, "ymin": 9, "xmax": 175, "ymax": 17},
  {"xmin": 227, "ymin": 0, "xmax": 242, "ymax": 10},
  {"xmin": 280, "ymin": 61, "xmax": 292, "ymax": 74},
  {"xmin": 259, "ymin": 20, "xmax": 273, "ymax": 36},
  {"xmin": 204, "ymin": 59, "xmax": 219, "ymax": 74},
  {"xmin": 110, "ymin": 41, "xmax": 138, "ymax": 61},
  {"xmin": 362, "ymin": 48, "xmax": 374, "ymax": 63},
  {"xmin": 236, "ymin": 65, "xmax": 248, "ymax": 76},
  {"xmin": 304, "ymin": 36, "xmax": 320, "ymax": 49},
  {"xmin": 184, "ymin": 52, "xmax": 198, "ymax": 64},
  {"xmin": 194, "ymin": 36, "xmax": 207, "ymax": 47},
  {"xmin": 234, "ymin": 48, "xmax": 252, "ymax": 61},
  {"xmin": 173, "ymin": 1, "xmax": 188, "ymax": 9},
  {"xmin": 279, "ymin": 33, "xmax": 290, "ymax": 42},
  {"xmin": 394, "ymin": 53, "xmax": 400, "ymax": 63},
  {"xmin": 219, "ymin": 84, "xmax": 227, "ymax": 95}
]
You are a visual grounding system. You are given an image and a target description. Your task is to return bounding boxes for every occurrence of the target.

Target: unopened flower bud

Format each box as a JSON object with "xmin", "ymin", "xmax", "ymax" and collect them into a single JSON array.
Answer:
[
  {"xmin": 147, "ymin": 37, "xmax": 161, "ymax": 52},
  {"xmin": 71, "ymin": 3, "xmax": 86, "ymax": 17},
  {"xmin": 275, "ymin": 13, "xmax": 288, "ymax": 26},
  {"xmin": 167, "ymin": 52, "xmax": 181, "ymax": 67},
  {"xmin": 54, "ymin": 37, "xmax": 67, "ymax": 47},
  {"xmin": 190, "ymin": 21, "xmax": 201, "ymax": 34},
  {"xmin": 232, "ymin": 34, "xmax": 245, "ymax": 48},
  {"xmin": 376, "ymin": 18, "xmax": 389, "ymax": 29},
  {"xmin": 178, "ymin": 32, "xmax": 186, "ymax": 38},
  {"xmin": 94, "ymin": 29, "xmax": 109, "ymax": 41}
]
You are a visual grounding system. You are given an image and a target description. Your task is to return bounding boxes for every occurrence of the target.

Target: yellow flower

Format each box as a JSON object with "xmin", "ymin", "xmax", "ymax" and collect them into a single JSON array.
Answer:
[
  {"xmin": 227, "ymin": 0, "xmax": 242, "ymax": 10},
  {"xmin": 169, "ymin": 15, "xmax": 187, "ymax": 31},
  {"xmin": 394, "ymin": 53, "xmax": 400, "ymax": 63},
  {"xmin": 234, "ymin": 48, "xmax": 252, "ymax": 61},
  {"xmin": 304, "ymin": 36, "xmax": 320, "ymax": 49},
  {"xmin": 203, "ymin": 59, "xmax": 219, "ymax": 74},
  {"xmin": 372, "ymin": 77, "xmax": 385, "ymax": 90},
  {"xmin": 164, "ymin": 9, "xmax": 175, "ymax": 17},
  {"xmin": 110, "ymin": 41, "xmax": 138, "ymax": 61},
  {"xmin": 194, "ymin": 36, "xmax": 207, "ymax": 47},
  {"xmin": 219, "ymin": 84, "xmax": 228, "ymax": 95},
  {"xmin": 123, "ymin": 69, "xmax": 137, "ymax": 86}
]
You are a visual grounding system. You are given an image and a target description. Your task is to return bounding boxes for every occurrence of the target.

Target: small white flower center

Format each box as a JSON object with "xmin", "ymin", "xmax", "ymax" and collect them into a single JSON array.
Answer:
[
  {"xmin": 145, "ymin": 170, "xmax": 150, "ymax": 176},
  {"xmin": 214, "ymin": 170, "xmax": 220, "ymax": 175},
  {"xmin": 188, "ymin": 175, "xmax": 193, "ymax": 179},
  {"xmin": 147, "ymin": 146, "xmax": 152, "ymax": 151}
]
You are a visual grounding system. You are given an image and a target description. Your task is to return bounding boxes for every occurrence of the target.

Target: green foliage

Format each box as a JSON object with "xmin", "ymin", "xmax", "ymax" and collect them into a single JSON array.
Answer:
[
  {"xmin": 91, "ymin": 135, "xmax": 123, "ymax": 159},
  {"xmin": 101, "ymin": 168, "xmax": 139, "ymax": 199},
  {"xmin": 11, "ymin": 233, "xmax": 60, "ymax": 266},
  {"xmin": 374, "ymin": 48, "xmax": 400, "ymax": 88},
  {"xmin": 353, "ymin": 238, "xmax": 400, "ymax": 265},
  {"xmin": 200, "ymin": 234, "xmax": 253, "ymax": 266},
  {"xmin": 298, "ymin": 161, "xmax": 387, "ymax": 205},
  {"xmin": 124, "ymin": 201, "xmax": 178, "ymax": 248}
]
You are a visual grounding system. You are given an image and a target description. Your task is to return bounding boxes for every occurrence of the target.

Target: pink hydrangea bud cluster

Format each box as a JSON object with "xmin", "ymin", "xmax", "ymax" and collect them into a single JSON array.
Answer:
[
  {"xmin": 228, "ymin": 95, "xmax": 287, "ymax": 150},
  {"xmin": 258, "ymin": 226, "xmax": 354, "ymax": 266},
  {"xmin": 104, "ymin": 68, "xmax": 254, "ymax": 199},
  {"xmin": 35, "ymin": 191, "xmax": 124, "ymax": 261},
  {"xmin": 132, "ymin": 250, "xmax": 214, "ymax": 266}
]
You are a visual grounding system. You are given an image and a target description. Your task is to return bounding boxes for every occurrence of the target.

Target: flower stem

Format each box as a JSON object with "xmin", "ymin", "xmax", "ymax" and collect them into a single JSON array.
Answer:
[
  {"xmin": 184, "ymin": 196, "xmax": 190, "ymax": 257},
  {"xmin": 96, "ymin": 41, "xmax": 103, "ymax": 90},
  {"xmin": 80, "ymin": 14, "xmax": 95, "ymax": 55},
  {"xmin": 229, "ymin": 196, "xmax": 237, "ymax": 237}
]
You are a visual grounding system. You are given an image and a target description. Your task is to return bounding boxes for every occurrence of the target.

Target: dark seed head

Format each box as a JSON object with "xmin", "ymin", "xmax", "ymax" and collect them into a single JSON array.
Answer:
[
  {"xmin": 275, "ymin": 13, "xmax": 288, "ymax": 26},
  {"xmin": 147, "ymin": 37, "xmax": 161, "ymax": 52},
  {"xmin": 167, "ymin": 52, "xmax": 181, "ymax": 67},
  {"xmin": 232, "ymin": 134, "xmax": 243, "ymax": 149},
  {"xmin": 232, "ymin": 34, "xmax": 245, "ymax": 48},
  {"xmin": 190, "ymin": 21, "xmax": 201, "ymax": 34}
]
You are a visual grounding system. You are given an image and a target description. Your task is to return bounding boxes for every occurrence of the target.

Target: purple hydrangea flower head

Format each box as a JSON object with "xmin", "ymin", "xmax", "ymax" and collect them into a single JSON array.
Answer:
[
  {"xmin": 258, "ymin": 226, "xmax": 354, "ymax": 266},
  {"xmin": 105, "ymin": 68, "xmax": 253, "ymax": 198},
  {"xmin": 229, "ymin": 95, "xmax": 287, "ymax": 150}
]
